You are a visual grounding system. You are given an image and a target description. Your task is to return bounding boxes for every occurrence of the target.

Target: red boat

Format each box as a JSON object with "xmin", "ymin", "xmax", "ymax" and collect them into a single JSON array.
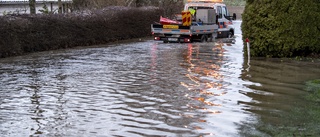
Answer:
[{"xmin": 159, "ymin": 16, "xmax": 181, "ymax": 25}]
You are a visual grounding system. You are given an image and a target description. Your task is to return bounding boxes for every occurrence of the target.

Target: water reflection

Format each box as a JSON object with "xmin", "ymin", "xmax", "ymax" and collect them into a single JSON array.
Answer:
[
  {"xmin": 179, "ymin": 38, "xmax": 253, "ymax": 136},
  {"xmin": 29, "ymin": 71, "xmax": 44, "ymax": 136},
  {"xmin": 181, "ymin": 43, "xmax": 225, "ymax": 92}
]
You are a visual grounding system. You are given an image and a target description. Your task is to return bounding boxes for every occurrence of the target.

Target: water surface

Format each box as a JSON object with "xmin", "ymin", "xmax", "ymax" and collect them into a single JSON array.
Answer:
[{"xmin": 1, "ymin": 21, "xmax": 320, "ymax": 137}]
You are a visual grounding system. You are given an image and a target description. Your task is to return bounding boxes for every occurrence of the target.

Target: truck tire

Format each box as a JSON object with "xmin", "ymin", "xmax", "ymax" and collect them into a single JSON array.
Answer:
[
  {"xmin": 201, "ymin": 35, "xmax": 208, "ymax": 42},
  {"xmin": 209, "ymin": 33, "xmax": 216, "ymax": 42},
  {"xmin": 228, "ymin": 30, "xmax": 234, "ymax": 38}
]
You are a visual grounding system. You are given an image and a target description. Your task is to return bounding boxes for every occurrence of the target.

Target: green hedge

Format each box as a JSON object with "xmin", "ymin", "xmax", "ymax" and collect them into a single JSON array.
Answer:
[
  {"xmin": 242, "ymin": 0, "xmax": 320, "ymax": 57},
  {"xmin": 0, "ymin": 7, "xmax": 162, "ymax": 58}
]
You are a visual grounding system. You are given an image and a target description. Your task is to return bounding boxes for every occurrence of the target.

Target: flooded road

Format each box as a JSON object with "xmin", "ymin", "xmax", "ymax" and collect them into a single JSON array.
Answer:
[{"xmin": 1, "ymin": 21, "xmax": 320, "ymax": 137}]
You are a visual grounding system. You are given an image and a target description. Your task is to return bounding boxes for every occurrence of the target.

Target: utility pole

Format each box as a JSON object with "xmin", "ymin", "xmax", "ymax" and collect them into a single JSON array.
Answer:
[{"xmin": 29, "ymin": 0, "xmax": 36, "ymax": 14}]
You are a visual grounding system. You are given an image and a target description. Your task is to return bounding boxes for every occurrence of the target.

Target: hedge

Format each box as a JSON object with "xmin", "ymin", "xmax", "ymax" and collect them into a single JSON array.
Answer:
[
  {"xmin": 242, "ymin": 0, "xmax": 320, "ymax": 57},
  {"xmin": 0, "ymin": 7, "xmax": 162, "ymax": 58}
]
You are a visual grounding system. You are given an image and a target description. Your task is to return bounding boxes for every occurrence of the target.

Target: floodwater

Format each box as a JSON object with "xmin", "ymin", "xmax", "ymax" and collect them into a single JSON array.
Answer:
[{"xmin": 1, "ymin": 21, "xmax": 320, "ymax": 137}]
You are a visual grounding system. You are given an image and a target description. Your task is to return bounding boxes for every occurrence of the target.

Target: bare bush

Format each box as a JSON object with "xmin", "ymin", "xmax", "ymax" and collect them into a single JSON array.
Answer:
[{"xmin": 72, "ymin": 0, "xmax": 183, "ymax": 18}]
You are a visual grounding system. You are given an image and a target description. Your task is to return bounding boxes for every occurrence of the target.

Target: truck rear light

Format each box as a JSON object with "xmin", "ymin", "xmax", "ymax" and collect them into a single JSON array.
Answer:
[
  {"xmin": 154, "ymin": 37, "xmax": 160, "ymax": 40},
  {"xmin": 184, "ymin": 38, "xmax": 191, "ymax": 43}
]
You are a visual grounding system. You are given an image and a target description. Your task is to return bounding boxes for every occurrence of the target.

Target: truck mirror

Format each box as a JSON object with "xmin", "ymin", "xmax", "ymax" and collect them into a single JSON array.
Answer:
[
  {"xmin": 233, "ymin": 13, "xmax": 237, "ymax": 20},
  {"xmin": 216, "ymin": 15, "xmax": 219, "ymax": 24}
]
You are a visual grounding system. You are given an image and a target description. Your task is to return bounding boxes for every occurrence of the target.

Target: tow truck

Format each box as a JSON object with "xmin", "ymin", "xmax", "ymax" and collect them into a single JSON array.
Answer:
[{"xmin": 151, "ymin": 0, "xmax": 236, "ymax": 43}]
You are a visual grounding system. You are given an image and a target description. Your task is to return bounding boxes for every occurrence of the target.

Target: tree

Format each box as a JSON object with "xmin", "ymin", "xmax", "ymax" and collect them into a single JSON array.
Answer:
[
  {"xmin": 71, "ymin": 0, "xmax": 183, "ymax": 18},
  {"xmin": 72, "ymin": 0, "xmax": 126, "ymax": 10},
  {"xmin": 29, "ymin": 0, "xmax": 36, "ymax": 14}
]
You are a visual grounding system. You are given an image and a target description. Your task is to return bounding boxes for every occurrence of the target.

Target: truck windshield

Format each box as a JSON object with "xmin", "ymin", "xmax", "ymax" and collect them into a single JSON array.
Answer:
[{"xmin": 222, "ymin": 6, "xmax": 229, "ymax": 16}]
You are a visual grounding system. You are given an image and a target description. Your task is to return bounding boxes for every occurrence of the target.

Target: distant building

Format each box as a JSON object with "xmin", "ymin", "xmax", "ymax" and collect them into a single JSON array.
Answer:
[{"xmin": 0, "ymin": 0, "xmax": 72, "ymax": 15}]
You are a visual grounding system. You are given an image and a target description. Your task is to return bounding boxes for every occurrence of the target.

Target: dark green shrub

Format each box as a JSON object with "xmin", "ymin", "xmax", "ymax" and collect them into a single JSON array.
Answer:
[
  {"xmin": 242, "ymin": 0, "xmax": 320, "ymax": 57},
  {"xmin": 0, "ymin": 7, "xmax": 162, "ymax": 58}
]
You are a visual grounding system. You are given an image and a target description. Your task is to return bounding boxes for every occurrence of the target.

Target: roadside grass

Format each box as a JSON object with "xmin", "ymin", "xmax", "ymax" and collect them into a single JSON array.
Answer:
[{"xmin": 305, "ymin": 79, "xmax": 320, "ymax": 103}]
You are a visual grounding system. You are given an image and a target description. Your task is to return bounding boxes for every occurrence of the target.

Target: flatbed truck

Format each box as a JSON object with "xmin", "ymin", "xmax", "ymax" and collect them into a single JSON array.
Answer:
[{"xmin": 151, "ymin": 0, "xmax": 235, "ymax": 43}]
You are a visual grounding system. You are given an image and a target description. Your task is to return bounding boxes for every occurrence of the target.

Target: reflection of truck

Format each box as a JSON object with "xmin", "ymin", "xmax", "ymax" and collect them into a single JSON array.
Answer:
[{"xmin": 151, "ymin": 0, "xmax": 236, "ymax": 43}]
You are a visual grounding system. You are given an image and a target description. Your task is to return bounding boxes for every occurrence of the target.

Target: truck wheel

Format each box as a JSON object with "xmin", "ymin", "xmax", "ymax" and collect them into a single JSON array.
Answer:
[
  {"xmin": 227, "ymin": 31, "xmax": 233, "ymax": 38},
  {"xmin": 201, "ymin": 35, "xmax": 208, "ymax": 42},
  {"xmin": 209, "ymin": 33, "xmax": 216, "ymax": 42}
]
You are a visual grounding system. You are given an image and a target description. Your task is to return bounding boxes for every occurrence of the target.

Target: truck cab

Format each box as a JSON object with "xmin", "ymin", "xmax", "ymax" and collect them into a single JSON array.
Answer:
[{"xmin": 185, "ymin": 0, "xmax": 236, "ymax": 38}]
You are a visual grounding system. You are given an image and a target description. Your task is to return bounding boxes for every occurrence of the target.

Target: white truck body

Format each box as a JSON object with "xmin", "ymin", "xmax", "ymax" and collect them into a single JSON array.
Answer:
[{"xmin": 184, "ymin": 1, "xmax": 236, "ymax": 38}]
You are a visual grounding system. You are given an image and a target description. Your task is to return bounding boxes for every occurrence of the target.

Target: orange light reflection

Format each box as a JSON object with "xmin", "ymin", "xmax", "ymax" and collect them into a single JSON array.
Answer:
[{"xmin": 181, "ymin": 43, "xmax": 227, "ymax": 122}]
